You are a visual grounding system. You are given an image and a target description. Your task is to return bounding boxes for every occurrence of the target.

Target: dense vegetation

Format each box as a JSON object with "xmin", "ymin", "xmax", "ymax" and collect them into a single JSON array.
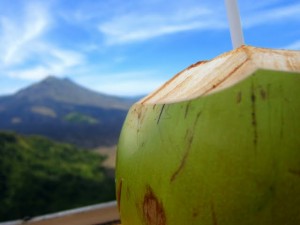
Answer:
[
  {"xmin": 64, "ymin": 112, "xmax": 99, "ymax": 124},
  {"xmin": 0, "ymin": 132, "xmax": 116, "ymax": 221}
]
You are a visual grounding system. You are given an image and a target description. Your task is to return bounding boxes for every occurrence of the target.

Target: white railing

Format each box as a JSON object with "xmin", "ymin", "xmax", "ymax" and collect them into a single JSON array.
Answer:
[{"xmin": 0, "ymin": 201, "xmax": 119, "ymax": 225}]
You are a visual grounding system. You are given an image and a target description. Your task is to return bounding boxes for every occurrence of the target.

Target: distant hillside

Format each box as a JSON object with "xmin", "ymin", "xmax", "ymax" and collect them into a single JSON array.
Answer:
[
  {"xmin": 0, "ymin": 76, "xmax": 138, "ymax": 148},
  {"xmin": 14, "ymin": 76, "xmax": 133, "ymax": 109},
  {"xmin": 0, "ymin": 131, "xmax": 115, "ymax": 221}
]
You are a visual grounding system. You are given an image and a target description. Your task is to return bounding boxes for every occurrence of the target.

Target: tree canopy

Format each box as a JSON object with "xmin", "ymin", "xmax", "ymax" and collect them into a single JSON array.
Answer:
[{"xmin": 0, "ymin": 131, "xmax": 115, "ymax": 221}]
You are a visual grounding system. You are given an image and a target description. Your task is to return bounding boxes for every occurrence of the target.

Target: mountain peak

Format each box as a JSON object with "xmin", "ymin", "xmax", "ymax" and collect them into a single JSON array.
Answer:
[
  {"xmin": 14, "ymin": 76, "xmax": 133, "ymax": 109},
  {"xmin": 40, "ymin": 75, "xmax": 73, "ymax": 85},
  {"xmin": 16, "ymin": 75, "xmax": 76, "ymax": 98},
  {"xmin": 44, "ymin": 75, "xmax": 58, "ymax": 80}
]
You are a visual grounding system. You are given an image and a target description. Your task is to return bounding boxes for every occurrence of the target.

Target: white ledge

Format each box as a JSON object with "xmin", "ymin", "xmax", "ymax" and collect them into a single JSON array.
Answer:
[{"xmin": 0, "ymin": 201, "xmax": 119, "ymax": 225}]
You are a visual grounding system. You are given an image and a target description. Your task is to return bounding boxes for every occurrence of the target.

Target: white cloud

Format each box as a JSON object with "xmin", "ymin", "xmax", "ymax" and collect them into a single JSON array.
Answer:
[
  {"xmin": 75, "ymin": 70, "xmax": 167, "ymax": 96},
  {"xmin": 1, "ymin": 0, "xmax": 299, "ymax": 97},
  {"xmin": 97, "ymin": 79, "xmax": 164, "ymax": 96},
  {"xmin": 0, "ymin": 1, "xmax": 86, "ymax": 81},
  {"xmin": 283, "ymin": 40, "xmax": 300, "ymax": 50},
  {"xmin": 243, "ymin": 3, "xmax": 300, "ymax": 28},
  {"xmin": 46, "ymin": 48, "xmax": 85, "ymax": 71},
  {"xmin": 6, "ymin": 46, "xmax": 85, "ymax": 80},
  {"xmin": 8, "ymin": 66, "xmax": 50, "ymax": 80},
  {"xmin": 97, "ymin": 1, "xmax": 300, "ymax": 46},
  {"xmin": 239, "ymin": 0, "xmax": 284, "ymax": 11},
  {"xmin": 98, "ymin": 6, "xmax": 226, "ymax": 45},
  {"xmin": 0, "ymin": 2, "xmax": 51, "ymax": 66}
]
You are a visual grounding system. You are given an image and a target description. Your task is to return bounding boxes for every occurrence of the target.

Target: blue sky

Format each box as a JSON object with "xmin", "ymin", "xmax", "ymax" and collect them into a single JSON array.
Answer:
[{"xmin": 0, "ymin": 0, "xmax": 299, "ymax": 97}]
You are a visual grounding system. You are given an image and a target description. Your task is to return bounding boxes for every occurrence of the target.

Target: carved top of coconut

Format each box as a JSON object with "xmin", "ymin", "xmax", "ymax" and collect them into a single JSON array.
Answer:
[{"xmin": 140, "ymin": 45, "xmax": 300, "ymax": 104}]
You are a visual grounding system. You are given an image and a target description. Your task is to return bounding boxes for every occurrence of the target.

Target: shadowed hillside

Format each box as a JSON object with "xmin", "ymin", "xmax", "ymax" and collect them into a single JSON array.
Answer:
[
  {"xmin": 0, "ymin": 131, "xmax": 116, "ymax": 221},
  {"xmin": 0, "ymin": 76, "xmax": 139, "ymax": 148}
]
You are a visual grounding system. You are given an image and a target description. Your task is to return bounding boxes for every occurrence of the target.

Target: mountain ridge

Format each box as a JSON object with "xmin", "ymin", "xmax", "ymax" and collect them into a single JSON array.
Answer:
[
  {"xmin": 0, "ymin": 76, "xmax": 138, "ymax": 148},
  {"xmin": 13, "ymin": 75, "xmax": 133, "ymax": 110}
]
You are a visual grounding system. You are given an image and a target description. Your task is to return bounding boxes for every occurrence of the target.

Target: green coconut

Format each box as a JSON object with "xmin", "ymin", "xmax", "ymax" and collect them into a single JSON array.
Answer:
[{"xmin": 116, "ymin": 46, "xmax": 300, "ymax": 225}]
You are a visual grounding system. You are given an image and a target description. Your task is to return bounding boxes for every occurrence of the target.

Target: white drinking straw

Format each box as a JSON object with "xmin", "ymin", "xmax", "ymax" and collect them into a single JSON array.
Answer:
[{"xmin": 225, "ymin": 0, "xmax": 245, "ymax": 48}]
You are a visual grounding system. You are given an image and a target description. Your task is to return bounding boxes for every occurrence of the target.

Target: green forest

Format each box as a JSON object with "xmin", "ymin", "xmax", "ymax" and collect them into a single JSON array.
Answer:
[{"xmin": 0, "ymin": 131, "xmax": 116, "ymax": 221}]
